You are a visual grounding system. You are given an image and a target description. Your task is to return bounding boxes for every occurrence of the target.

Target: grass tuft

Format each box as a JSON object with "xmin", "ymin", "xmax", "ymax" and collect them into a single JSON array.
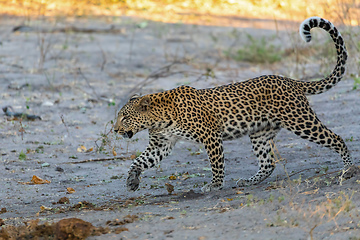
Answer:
[{"xmin": 225, "ymin": 34, "xmax": 283, "ymax": 64}]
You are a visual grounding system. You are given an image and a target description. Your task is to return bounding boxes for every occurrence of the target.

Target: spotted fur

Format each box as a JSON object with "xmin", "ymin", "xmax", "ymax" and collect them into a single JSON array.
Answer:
[{"xmin": 114, "ymin": 17, "xmax": 353, "ymax": 192}]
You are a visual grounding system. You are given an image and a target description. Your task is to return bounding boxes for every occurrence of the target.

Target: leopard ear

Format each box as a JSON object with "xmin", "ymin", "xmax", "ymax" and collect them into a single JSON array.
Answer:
[{"xmin": 138, "ymin": 96, "xmax": 151, "ymax": 112}]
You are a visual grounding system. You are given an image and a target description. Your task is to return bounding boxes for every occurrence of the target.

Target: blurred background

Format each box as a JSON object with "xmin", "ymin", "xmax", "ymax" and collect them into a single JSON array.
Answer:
[{"xmin": 1, "ymin": 0, "xmax": 359, "ymax": 25}]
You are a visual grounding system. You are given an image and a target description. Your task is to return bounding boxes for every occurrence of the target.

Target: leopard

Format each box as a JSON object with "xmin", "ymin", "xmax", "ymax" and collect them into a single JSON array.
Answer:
[{"xmin": 114, "ymin": 16, "xmax": 353, "ymax": 192}]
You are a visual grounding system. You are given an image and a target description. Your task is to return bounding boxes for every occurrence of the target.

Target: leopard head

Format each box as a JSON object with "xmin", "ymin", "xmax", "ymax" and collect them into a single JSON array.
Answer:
[{"xmin": 114, "ymin": 95, "xmax": 152, "ymax": 139}]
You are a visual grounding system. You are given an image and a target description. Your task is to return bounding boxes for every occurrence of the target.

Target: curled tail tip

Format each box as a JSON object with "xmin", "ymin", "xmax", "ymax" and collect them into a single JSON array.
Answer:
[{"xmin": 299, "ymin": 16, "xmax": 326, "ymax": 43}]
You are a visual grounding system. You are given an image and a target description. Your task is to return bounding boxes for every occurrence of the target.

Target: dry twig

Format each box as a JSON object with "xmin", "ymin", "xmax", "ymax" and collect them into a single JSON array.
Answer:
[{"xmin": 65, "ymin": 155, "xmax": 133, "ymax": 164}]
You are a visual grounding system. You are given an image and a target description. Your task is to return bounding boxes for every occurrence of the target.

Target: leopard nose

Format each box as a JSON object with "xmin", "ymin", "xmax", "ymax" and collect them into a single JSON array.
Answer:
[{"xmin": 125, "ymin": 131, "xmax": 133, "ymax": 139}]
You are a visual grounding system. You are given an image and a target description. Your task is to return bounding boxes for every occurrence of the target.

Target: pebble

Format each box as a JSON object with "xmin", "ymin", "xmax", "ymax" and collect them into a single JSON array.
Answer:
[
  {"xmin": 41, "ymin": 101, "xmax": 54, "ymax": 107},
  {"xmin": 41, "ymin": 162, "xmax": 50, "ymax": 167},
  {"xmin": 55, "ymin": 166, "xmax": 64, "ymax": 172}
]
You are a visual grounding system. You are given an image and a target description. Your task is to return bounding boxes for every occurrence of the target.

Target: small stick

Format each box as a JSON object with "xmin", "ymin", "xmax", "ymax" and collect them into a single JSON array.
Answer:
[
  {"xmin": 60, "ymin": 114, "xmax": 70, "ymax": 137},
  {"xmin": 65, "ymin": 155, "xmax": 134, "ymax": 164},
  {"xmin": 77, "ymin": 68, "xmax": 100, "ymax": 101},
  {"xmin": 19, "ymin": 118, "xmax": 26, "ymax": 140},
  {"xmin": 305, "ymin": 170, "xmax": 341, "ymax": 181},
  {"xmin": 97, "ymin": 41, "xmax": 107, "ymax": 71},
  {"xmin": 288, "ymin": 168, "xmax": 316, "ymax": 178}
]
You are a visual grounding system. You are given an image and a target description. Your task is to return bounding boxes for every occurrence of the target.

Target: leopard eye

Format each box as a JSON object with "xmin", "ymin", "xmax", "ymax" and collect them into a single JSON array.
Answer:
[
  {"xmin": 118, "ymin": 115, "xmax": 125, "ymax": 122},
  {"xmin": 121, "ymin": 116, "xmax": 128, "ymax": 122}
]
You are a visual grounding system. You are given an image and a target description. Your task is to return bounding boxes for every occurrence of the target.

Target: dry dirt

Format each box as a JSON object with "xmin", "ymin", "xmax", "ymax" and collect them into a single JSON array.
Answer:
[{"xmin": 0, "ymin": 15, "xmax": 359, "ymax": 240}]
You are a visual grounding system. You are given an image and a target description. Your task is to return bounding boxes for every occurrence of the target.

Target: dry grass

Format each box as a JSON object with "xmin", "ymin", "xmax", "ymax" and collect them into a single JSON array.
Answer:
[{"xmin": 1, "ymin": 0, "xmax": 359, "ymax": 26}]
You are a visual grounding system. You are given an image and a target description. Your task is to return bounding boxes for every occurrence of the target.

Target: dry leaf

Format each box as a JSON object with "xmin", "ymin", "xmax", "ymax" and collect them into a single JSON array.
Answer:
[
  {"xmin": 226, "ymin": 198, "xmax": 233, "ymax": 201},
  {"xmin": 112, "ymin": 147, "xmax": 117, "ymax": 156},
  {"xmin": 168, "ymin": 175, "xmax": 177, "ymax": 180},
  {"xmin": 130, "ymin": 154, "xmax": 136, "ymax": 160},
  {"xmin": 67, "ymin": 187, "xmax": 76, "ymax": 194},
  {"xmin": 86, "ymin": 147, "xmax": 93, "ymax": 152},
  {"xmin": 236, "ymin": 191, "xmax": 244, "ymax": 194},
  {"xmin": 40, "ymin": 205, "xmax": 52, "ymax": 211},
  {"xmin": 77, "ymin": 145, "xmax": 87, "ymax": 152},
  {"xmin": 301, "ymin": 188, "xmax": 319, "ymax": 195},
  {"xmin": 31, "ymin": 175, "xmax": 50, "ymax": 184}
]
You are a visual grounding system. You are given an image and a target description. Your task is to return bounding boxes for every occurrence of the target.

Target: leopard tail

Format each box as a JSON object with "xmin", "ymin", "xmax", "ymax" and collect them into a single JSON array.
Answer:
[{"xmin": 297, "ymin": 17, "xmax": 347, "ymax": 95}]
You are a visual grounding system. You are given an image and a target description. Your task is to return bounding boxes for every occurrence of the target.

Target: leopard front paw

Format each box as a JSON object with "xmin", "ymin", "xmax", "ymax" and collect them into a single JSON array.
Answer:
[
  {"xmin": 236, "ymin": 178, "xmax": 251, "ymax": 187},
  {"xmin": 201, "ymin": 182, "xmax": 223, "ymax": 192},
  {"xmin": 126, "ymin": 169, "xmax": 141, "ymax": 191}
]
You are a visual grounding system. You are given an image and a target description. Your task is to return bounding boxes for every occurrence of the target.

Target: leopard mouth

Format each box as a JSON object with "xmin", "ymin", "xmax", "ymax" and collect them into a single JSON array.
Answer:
[
  {"xmin": 124, "ymin": 131, "xmax": 134, "ymax": 139},
  {"xmin": 114, "ymin": 129, "xmax": 133, "ymax": 139}
]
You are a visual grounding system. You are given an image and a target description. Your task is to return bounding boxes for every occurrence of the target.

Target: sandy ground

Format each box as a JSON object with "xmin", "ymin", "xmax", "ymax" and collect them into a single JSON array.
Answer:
[{"xmin": 0, "ymin": 15, "xmax": 359, "ymax": 239}]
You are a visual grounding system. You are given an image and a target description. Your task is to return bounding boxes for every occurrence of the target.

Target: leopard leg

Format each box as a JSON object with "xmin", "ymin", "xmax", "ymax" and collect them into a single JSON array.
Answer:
[
  {"xmin": 237, "ymin": 127, "xmax": 280, "ymax": 187},
  {"xmin": 282, "ymin": 109, "xmax": 353, "ymax": 168},
  {"xmin": 201, "ymin": 132, "xmax": 225, "ymax": 192},
  {"xmin": 127, "ymin": 132, "xmax": 177, "ymax": 191}
]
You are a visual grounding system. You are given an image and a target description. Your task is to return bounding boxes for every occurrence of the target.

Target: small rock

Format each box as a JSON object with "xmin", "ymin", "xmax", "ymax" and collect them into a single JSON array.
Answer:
[
  {"xmin": 55, "ymin": 218, "xmax": 94, "ymax": 240},
  {"xmin": 41, "ymin": 101, "xmax": 54, "ymax": 107},
  {"xmin": 41, "ymin": 162, "xmax": 50, "ymax": 167},
  {"xmin": 55, "ymin": 166, "xmax": 64, "ymax": 172},
  {"xmin": 57, "ymin": 197, "xmax": 70, "ymax": 204},
  {"xmin": 165, "ymin": 183, "xmax": 175, "ymax": 195}
]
